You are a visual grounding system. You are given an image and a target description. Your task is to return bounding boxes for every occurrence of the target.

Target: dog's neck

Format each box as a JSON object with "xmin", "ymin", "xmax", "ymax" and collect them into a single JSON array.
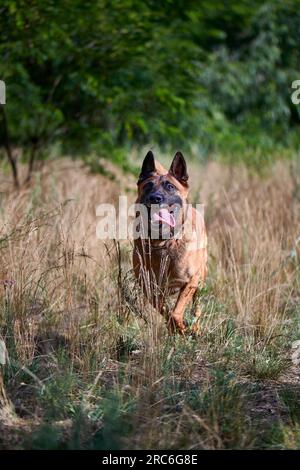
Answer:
[{"xmin": 140, "ymin": 236, "xmax": 183, "ymax": 255}]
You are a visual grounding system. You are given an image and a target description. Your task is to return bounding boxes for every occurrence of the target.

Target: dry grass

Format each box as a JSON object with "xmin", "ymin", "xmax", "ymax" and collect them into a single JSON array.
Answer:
[{"xmin": 0, "ymin": 155, "xmax": 300, "ymax": 449}]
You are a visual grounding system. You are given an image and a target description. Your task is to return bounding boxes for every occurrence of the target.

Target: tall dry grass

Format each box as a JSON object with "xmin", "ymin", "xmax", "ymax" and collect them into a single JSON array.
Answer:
[{"xmin": 0, "ymin": 156, "xmax": 300, "ymax": 449}]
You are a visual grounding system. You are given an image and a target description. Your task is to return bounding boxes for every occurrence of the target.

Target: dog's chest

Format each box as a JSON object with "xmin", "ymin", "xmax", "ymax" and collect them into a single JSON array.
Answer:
[{"xmin": 147, "ymin": 240, "xmax": 194, "ymax": 289}]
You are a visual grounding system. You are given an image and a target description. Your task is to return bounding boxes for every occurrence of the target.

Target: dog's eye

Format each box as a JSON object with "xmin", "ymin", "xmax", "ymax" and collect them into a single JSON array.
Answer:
[{"xmin": 165, "ymin": 182, "xmax": 175, "ymax": 191}]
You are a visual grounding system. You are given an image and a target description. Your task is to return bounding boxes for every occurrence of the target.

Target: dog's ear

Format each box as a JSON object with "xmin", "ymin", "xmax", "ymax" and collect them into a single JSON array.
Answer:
[
  {"xmin": 169, "ymin": 152, "xmax": 188, "ymax": 185},
  {"xmin": 138, "ymin": 151, "xmax": 156, "ymax": 184}
]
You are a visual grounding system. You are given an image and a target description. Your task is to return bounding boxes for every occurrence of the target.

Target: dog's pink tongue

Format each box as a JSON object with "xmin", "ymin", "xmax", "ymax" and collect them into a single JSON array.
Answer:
[{"xmin": 152, "ymin": 208, "xmax": 175, "ymax": 227}]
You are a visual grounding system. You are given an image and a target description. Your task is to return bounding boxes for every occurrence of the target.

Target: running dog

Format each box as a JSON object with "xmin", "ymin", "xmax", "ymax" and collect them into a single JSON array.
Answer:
[{"xmin": 133, "ymin": 151, "xmax": 207, "ymax": 333}]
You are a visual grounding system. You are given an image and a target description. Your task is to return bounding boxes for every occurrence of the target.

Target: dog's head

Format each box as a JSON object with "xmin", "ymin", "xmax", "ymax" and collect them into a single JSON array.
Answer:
[{"xmin": 136, "ymin": 151, "xmax": 189, "ymax": 238}]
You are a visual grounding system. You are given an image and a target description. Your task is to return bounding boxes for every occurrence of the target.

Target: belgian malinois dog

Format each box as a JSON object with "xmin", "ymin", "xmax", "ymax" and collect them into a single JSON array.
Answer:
[{"xmin": 133, "ymin": 151, "xmax": 207, "ymax": 333}]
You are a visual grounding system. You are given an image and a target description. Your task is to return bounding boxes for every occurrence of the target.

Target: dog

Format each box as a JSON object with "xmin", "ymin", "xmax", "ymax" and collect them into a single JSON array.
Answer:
[{"xmin": 133, "ymin": 150, "xmax": 207, "ymax": 333}]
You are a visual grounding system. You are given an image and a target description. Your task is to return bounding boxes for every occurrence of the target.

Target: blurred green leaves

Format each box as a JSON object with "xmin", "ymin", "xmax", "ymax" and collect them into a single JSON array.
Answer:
[{"xmin": 0, "ymin": 0, "xmax": 300, "ymax": 166}]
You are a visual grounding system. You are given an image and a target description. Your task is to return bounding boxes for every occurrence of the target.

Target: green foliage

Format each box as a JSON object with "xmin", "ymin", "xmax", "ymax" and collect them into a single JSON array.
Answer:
[
  {"xmin": 1, "ymin": 0, "xmax": 300, "ymax": 169},
  {"xmin": 89, "ymin": 390, "xmax": 136, "ymax": 450}
]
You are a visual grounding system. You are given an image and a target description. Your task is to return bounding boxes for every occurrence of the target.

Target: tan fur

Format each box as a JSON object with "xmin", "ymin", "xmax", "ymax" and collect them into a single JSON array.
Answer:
[
  {"xmin": 133, "ymin": 159, "xmax": 207, "ymax": 334},
  {"xmin": 154, "ymin": 160, "xmax": 168, "ymax": 176}
]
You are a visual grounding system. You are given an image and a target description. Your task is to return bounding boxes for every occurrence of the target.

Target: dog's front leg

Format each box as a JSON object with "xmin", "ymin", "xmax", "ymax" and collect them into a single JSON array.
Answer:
[
  {"xmin": 190, "ymin": 288, "xmax": 203, "ymax": 335},
  {"xmin": 168, "ymin": 276, "xmax": 199, "ymax": 334}
]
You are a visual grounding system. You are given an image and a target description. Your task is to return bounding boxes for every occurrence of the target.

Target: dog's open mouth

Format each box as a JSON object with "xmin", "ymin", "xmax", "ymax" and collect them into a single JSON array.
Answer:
[{"xmin": 151, "ymin": 208, "xmax": 176, "ymax": 228}]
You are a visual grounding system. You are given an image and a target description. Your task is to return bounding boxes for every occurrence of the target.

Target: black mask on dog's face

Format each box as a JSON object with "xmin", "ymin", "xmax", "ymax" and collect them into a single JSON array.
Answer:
[{"xmin": 137, "ymin": 151, "xmax": 189, "ymax": 239}]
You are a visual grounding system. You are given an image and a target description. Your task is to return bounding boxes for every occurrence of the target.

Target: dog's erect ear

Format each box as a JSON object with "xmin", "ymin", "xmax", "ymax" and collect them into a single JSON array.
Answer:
[
  {"xmin": 169, "ymin": 152, "xmax": 188, "ymax": 185},
  {"xmin": 138, "ymin": 151, "xmax": 156, "ymax": 184}
]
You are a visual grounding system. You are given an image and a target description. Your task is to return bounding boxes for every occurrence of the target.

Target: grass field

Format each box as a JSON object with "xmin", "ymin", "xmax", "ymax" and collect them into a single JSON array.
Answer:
[{"xmin": 0, "ymin": 155, "xmax": 300, "ymax": 449}]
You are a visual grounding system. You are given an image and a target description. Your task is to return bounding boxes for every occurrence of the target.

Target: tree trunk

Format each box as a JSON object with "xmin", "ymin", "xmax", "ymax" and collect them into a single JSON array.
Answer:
[
  {"xmin": 25, "ymin": 141, "xmax": 38, "ymax": 183},
  {"xmin": 0, "ymin": 106, "xmax": 19, "ymax": 189}
]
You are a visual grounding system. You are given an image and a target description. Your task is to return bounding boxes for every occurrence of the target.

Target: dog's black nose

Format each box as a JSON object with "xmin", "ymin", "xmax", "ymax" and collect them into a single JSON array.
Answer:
[{"xmin": 149, "ymin": 193, "xmax": 163, "ymax": 204}]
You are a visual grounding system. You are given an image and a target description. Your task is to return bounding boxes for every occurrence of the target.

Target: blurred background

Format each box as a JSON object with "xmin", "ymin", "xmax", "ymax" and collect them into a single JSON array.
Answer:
[{"xmin": 1, "ymin": 0, "xmax": 300, "ymax": 185}]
